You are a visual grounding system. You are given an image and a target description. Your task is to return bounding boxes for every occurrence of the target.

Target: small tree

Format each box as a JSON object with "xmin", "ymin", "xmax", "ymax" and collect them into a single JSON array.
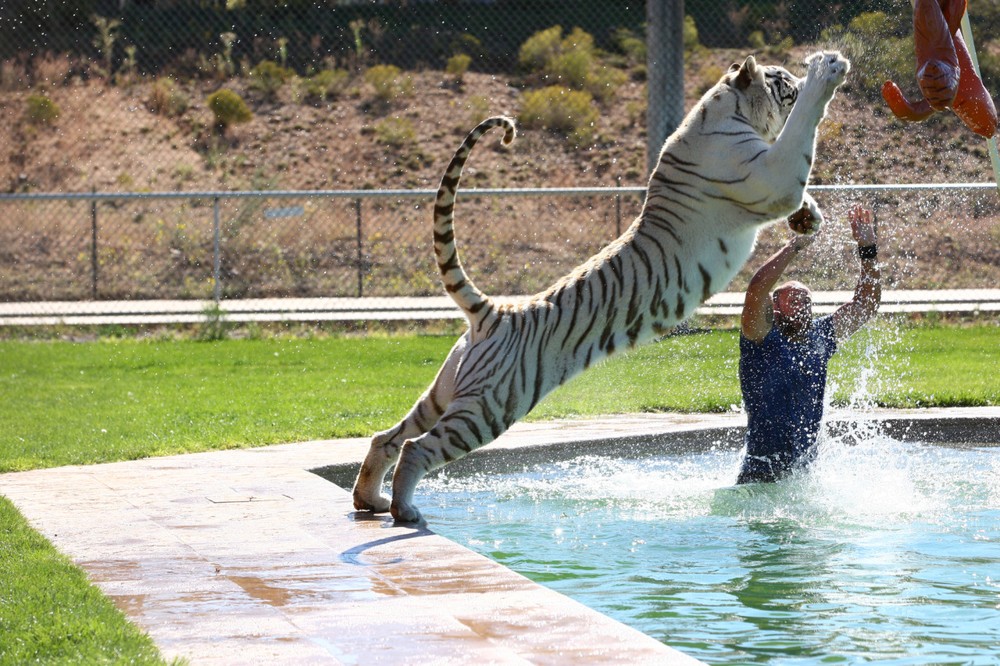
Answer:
[
  {"xmin": 217, "ymin": 32, "xmax": 237, "ymax": 79},
  {"xmin": 91, "ymin": 15, "xmax": 120, "ymax": 80}
]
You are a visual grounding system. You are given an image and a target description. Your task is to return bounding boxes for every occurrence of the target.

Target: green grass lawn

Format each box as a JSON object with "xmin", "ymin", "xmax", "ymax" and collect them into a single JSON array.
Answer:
[
  {"xmin": 0, "ymin": 335, "xmax": 450, "ymax": 472},
  {"xmin": 0, "ymin": 501, "xmax": 172, "ymax": 665},
  {"xmin": 1, "ymin": 323, "xmax": 998, "ymax": 473},
  {"xmin": 0, "ymin": 322, "xmax": 997, "ymax": 663}
]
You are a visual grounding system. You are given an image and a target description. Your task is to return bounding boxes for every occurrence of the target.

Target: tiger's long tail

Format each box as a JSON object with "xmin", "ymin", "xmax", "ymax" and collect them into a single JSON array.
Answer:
[{"xmin": 433, "ymin": 116, "xmax": 515, "ymax": 329}]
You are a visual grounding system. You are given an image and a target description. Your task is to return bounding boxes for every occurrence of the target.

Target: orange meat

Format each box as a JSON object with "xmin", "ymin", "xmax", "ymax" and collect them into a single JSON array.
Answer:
[
  {"xmin": 881, "ymin": 81, "xmax": 935, "ymax": 121},
  {"xmin": 914, "ymin": 0, "xmax": 959, "ymax": 110},
  {"xmin": 951, "ymin": 27, "xmax": 998, "ymax": 137},
  {"xmin": 883, "ymin": 0, "xmax": 997, "ymax": 138}
]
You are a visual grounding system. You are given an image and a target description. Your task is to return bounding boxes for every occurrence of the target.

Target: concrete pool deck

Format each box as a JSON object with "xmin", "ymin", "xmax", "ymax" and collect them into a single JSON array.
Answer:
[{"xmin": 2, "ymin": 407, "xmax": 999, "ymax": 664}]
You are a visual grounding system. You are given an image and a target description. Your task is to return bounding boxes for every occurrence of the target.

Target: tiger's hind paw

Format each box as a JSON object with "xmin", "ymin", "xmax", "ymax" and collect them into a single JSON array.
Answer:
[
  {"xmin": 390, "ymin": 500, "xmax": 424, "ymax": 525},
  {"xmin": 353, "ymin": 489, "xmax": 392, "ymax": 513}
]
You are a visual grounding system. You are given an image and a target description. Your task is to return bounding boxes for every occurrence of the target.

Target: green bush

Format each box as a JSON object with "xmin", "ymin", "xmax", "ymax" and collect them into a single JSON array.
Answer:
[
  {"xmin": 696, "ymin": 63, "xmax": 726, "ymax": 96},
  {"xmin": 303, "ymin": 68, "xmax": 349, "ymax": 103},
  {"xmin": 549, "ymin": 47, "xmax": 591, "ymax": 89},
  {"xmin": 364, "ymin": 64, "xmax": 413, "ymax": 104},
  {"xmin": 207, "ymin": 88, "xmax": 252, "ymax": 130},
  {"xmin": 520, "ymin": 25, "xmax": 595, "ymax": 85},
  {"xmin": 445, "ymin": 53, "xmax": 472, "ymax": 83},
  {"xmin": 823, "ymin": 11, "xmax": 912, "ymax": 101},
  {"xmin": 518, "ymin": 25, "xmax": 564, "ymax": 72},
  {"xmin": 557, "ymin": 25, "xmax": 595, "ymax": 55},
  {"xmin": 451, "ymin": 33, "xmax": 483, "ymax": 58},
  {"xmin": 517, "ymin": 25, "xmax": 624, "ymax": 102},
  {"xmin": 248, "ymin": 59, "xmax": 292, "ymax": 99},
  {"xmin": 373, "ymin": 117, "xmax": 416, "ymax": 148},
  {"xmin": 586, "ymin": 66, "xmax": 628, "ymax": 102},
  {"xmin": 684, "ymin": 14, "xmax": 701, "ymax": 51},
  {"xmin": 25, "ymin": 93, "xmax": 60, "ymax": 124},
  {"xmin": 519, "ymin": 85, "xmax": 598, "ymax": 146},
  {"xmin": 613, "ymin": 27, "xmax": 646, "ymax": 66}
]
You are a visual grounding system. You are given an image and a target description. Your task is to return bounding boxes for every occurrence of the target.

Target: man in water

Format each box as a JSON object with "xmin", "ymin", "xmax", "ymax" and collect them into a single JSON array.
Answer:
[{"xmin": 737, "ymin": 204, "xmax": 881, "ymax": 484}]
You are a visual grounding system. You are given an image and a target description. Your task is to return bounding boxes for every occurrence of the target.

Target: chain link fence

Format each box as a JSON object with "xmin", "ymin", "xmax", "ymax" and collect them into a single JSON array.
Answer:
[
  {"xmin": 0, "ymin": 188, "xmax": 646, "ymax": 302},
  {"xmin": 2, "ymin": 185, "xmax": 999, "ymax": 306},
  {"xmin": 2, "ymin": 1, "xmax": 1000, "ymax": 315}
]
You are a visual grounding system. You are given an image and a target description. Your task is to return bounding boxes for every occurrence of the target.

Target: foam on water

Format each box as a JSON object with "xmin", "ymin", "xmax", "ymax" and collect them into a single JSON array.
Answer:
[{"xmin": 426, "ymin": 418, "xmax": 997, "ymax": 528}]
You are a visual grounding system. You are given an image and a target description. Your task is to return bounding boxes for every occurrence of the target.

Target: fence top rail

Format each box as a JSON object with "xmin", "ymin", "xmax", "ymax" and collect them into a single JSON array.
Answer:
[{"xmin": 0, "ymin": 183, "xmax": 996, "ymax": 202}]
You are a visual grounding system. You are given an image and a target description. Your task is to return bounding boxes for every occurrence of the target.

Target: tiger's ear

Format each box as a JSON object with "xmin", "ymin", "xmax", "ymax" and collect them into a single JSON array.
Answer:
[{"xmin": 733, "ymin": 55, "xmax": 762, "ymax": 90}]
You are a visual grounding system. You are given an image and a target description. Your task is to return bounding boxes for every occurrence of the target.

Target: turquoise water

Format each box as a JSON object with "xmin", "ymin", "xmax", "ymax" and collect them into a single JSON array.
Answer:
[{"xmin": 417, "ymin": 430, "xmax": 1000, "ymax": 665}]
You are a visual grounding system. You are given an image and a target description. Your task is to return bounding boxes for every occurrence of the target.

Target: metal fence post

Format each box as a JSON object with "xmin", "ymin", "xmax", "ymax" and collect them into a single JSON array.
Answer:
[
  {"xmin": 646, "ymin": 0, "xmax": 685, "ymax": 176},
  {"xmin": 212, "ymin": 196, "xmax": 221, "ymax": 303},
  {"xmin": 615, "ymin": 177, "xmax": 623, "ymax": 237},
  {"xmin": 90, "ymin": 188, "xmax": 98, "ymax": 300},
  {"xmin": 355, "ymin": 198, "xmax": 363, "ymax": 298}
]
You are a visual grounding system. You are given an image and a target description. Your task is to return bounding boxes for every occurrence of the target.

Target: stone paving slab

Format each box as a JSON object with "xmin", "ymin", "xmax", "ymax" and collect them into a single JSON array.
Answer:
[
  {"xmin": 2, "ymin": 414, "xmax": 730, "ymax": 665},
  {"xmin": 3, "ymin": 408, "xmax": 998, "ymax": 664}
]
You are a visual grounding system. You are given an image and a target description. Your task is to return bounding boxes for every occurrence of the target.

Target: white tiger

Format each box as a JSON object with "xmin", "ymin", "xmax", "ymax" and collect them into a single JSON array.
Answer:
[{"xmin": 353, "ymin": 51, "xmax": 850, "ymax": 523}]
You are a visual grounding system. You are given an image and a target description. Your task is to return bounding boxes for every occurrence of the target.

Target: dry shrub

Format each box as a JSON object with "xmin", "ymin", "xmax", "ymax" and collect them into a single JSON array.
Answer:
[
  {"xmin": 32, "ymin": 52, "xmax": 74, "ymax": 88},
  {"xmin": 1, "ymin": 58, "xmax": 29, "ymax": 91},
  {"xmin": 148, "ymin": 77, "xmax": 189, "ymax": 117}
]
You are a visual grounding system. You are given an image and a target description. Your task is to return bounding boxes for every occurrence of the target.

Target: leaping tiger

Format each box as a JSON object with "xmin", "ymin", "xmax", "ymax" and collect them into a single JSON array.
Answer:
[{"xmin": 353, "ymin": 51, "xmax": 850, "ymax": 523}]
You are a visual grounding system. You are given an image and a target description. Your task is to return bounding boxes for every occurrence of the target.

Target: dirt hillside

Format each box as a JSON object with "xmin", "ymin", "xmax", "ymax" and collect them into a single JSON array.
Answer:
[{"xmin": 2, "ymin": 47, "xmax": 999, "ymax": 295}]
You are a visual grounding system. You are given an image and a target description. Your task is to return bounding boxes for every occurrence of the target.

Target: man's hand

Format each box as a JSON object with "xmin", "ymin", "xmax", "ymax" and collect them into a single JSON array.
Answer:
[
  {"xmin": 832, "ymin": 203, "xmax": 882, "ymax": 341},
  {"xmin": 788, "ymin": 229, "xmax": 816, "ymax": 251},
  {"xmin": 849, "ymin": 204, "xmax": 877, "ymax": 247}
]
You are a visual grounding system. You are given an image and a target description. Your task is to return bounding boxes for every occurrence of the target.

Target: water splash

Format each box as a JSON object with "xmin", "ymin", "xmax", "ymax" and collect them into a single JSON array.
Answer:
[{"xmin": 425, "ymin": 418, "xmax": 998, "ymax": 535}]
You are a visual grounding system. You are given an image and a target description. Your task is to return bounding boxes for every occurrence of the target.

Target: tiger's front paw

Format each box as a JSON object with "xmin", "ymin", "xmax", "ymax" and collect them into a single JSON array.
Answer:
[
  {"xmin": 787, "ymin": 197, "xmax": 823, "ymax": 235},
  {"xmin": 804, "ymin": 51, "xmax": 850, "ymax": 103}
]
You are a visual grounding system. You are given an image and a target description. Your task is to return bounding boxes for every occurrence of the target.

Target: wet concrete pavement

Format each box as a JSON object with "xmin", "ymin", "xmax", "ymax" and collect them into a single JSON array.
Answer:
[{"xmin": 2, "ymin": 408, "xmax": 998, "ymax": 664}]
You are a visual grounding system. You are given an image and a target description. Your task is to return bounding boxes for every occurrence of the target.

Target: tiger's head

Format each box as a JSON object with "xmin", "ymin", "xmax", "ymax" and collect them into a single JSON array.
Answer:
[{"xmin": 726, "ymin": 56, "xmax": 801, "ymax": 143}]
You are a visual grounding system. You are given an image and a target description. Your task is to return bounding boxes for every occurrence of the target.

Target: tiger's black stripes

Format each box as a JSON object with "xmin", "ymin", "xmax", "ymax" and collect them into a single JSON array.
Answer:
[
  {"xmin": 353, "ymin": 51, "xmax": 851, "ymax": 523},
  {"xmin": 698, "ymin": 263, "xmax": 714, "ymax": 302}
]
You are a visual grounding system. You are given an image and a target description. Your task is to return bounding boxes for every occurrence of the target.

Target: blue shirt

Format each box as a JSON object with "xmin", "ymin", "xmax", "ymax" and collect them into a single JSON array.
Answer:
[{"xmin": 737, "ymin": 315, "xmax": 837, "ymax": 483}]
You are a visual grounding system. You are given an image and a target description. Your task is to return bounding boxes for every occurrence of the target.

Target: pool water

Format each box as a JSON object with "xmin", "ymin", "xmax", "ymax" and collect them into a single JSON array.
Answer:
[{"xmin": 417, "ymin": 428, "xmax": 1000, "ymax": 665}]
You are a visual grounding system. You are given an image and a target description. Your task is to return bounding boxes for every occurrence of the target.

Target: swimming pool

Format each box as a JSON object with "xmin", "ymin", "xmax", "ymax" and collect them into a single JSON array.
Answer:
[{"xmin": 414, "ymin": 421, "xmax": 1000, "ymax": 665}]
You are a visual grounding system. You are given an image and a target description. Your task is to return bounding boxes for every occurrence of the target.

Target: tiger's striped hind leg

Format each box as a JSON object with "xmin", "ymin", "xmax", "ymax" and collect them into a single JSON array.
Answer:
[
  {"xmin": 389, "ymin": 399, "xmax": 508, "ymax": 523},
  {"xmin": 351, "ymin": 334, "xmax": 468, "ymax": 513},
  {"xmin": 352, "ymin": 406, "xmax": 437, "ymax": 513}
]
